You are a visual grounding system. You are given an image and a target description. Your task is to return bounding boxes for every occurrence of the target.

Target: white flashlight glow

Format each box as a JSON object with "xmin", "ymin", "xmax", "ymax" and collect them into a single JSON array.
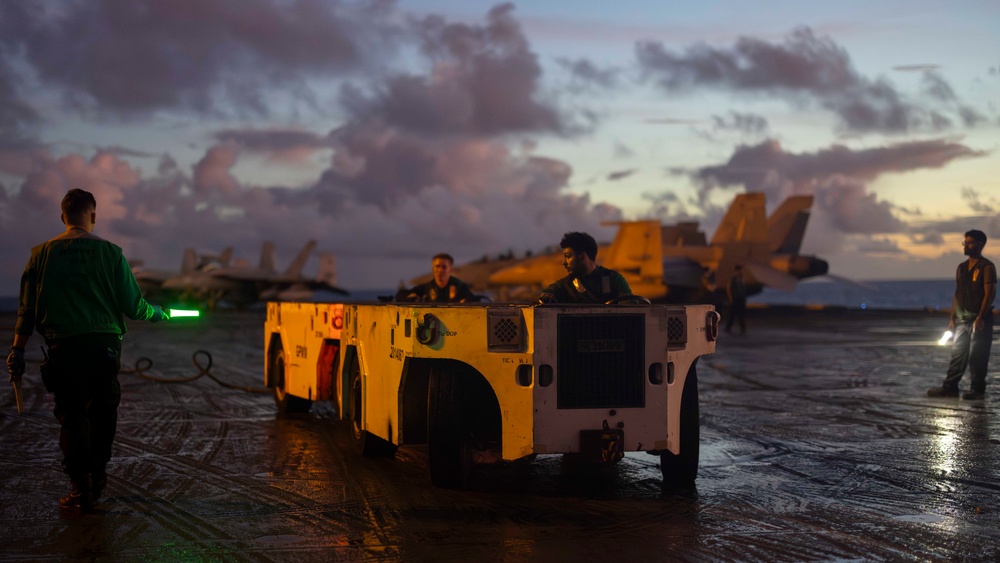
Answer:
[{"xmin": 937, "ymin": 330, "xmax": 953, "ymax": 346}]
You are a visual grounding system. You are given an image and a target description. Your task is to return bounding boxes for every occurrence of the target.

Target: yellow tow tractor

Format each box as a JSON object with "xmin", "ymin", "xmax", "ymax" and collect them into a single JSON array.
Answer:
[{"xmin": 264, "ymin": 299, "xmax": 719, "ymax": 489}]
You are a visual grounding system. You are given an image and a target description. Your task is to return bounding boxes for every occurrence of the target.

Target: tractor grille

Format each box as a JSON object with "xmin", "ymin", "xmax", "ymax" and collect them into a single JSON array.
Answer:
[
  {"xmin": 488, "ymin": 308, "xmax": 524, "ymax": 352},
  {"xmin": 667, "ymin": 314, "xmax": 686, "ymax": 344},
  {"xmin": 494, "ymin": 317, "xmax": 518, "ymax": 343},
  {"xmin": 557, "ymin": 314, "xmax": 645, "ymax": 409}
]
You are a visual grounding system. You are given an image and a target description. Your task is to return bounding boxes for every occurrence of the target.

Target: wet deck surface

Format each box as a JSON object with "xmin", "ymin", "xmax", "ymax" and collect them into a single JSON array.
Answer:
[{"xmin": 1, "ymin": 308, "xmax": 998, "ymax": 561}]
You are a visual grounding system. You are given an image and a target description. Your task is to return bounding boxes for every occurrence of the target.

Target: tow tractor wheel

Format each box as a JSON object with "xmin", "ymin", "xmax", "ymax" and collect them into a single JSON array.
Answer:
[
  {"xmin": 660, "ymin": 365, "xmax": 700, "ymax": 484},
  {"xmin": 271, "ymin": 344, "xmax": 312, "ymax": 414},
  {"xmin": 427, "ymin": 367, "xmax": 472, "ymax": 489},
  {"xmin": 349, "ymin": 355, "xmax": 396, "ymax": 457}
]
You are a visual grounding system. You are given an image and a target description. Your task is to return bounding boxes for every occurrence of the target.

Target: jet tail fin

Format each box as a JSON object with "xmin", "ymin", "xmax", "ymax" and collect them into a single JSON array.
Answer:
[
  {"xmin": 711, "ymin": 192, "xmax": 768, "ymax": 245},
  {"xmin": 316, "ymin": 253, "xmax": 337, "ymax": 286},
  {"xmin": 218, "ymin": 247, "xmax": 234, "ymax": 267},
  {"xmin": 283, "ymin": 240, "xmax": 317, "ymax": 277},
  {"xmin": 601, "ymin": 220, "xmax": 663, "ymax": 279},
  {"xmin": 767, "ymin": 195, "xmax": 814, "ymax": 254},
  {"xmin": 711, "ymin": 193, "xmax": 771, "ymax": 294},
  {"xmin": 259, "ymin": 242, "xmax": 276, "ymax": 273},
  {"xmin": 181, "ymin": 248, "xmax": 197, "ymax": 273}
]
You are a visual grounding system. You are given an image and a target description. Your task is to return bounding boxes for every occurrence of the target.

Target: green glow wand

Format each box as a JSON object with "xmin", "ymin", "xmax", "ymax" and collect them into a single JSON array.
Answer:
[{"xmin": 169, "ymin": 309, "xmax": 201, "ymax": 318}]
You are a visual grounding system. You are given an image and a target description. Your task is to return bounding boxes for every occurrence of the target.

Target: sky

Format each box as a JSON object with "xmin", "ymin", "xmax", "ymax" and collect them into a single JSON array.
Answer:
[{"xmin": 0, "ymin": 0, "xmax": 998, "ymax": 293}]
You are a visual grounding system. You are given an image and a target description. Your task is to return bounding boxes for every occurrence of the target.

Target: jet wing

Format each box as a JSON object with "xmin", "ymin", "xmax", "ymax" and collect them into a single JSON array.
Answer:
[
  {"xmin": 661, "ymin": 256, "xmax": 708, "ymax": 288},
  {"xmin": 824, "ymin": 273, "xmax": 879, "ymax": 291},
  {"xmin": 745, "ymin": 262, "xmax": 800, "ymax": 292},
  {"xmin": 488, "ymin": 256, "xmax": 566, "ymax": 287}
]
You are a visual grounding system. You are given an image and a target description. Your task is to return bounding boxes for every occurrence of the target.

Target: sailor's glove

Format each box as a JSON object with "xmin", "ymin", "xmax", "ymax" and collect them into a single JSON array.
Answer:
[
  {"xmin": 537, "ymin": 293, "xmax": 557, "ymax": 305},
  {"xmin": 6, "ymin": 347, "xmax": 25, "ymax": 380},
  {"xmin": 151, "ymin": 305, "xmax": 170, "ymax": 323}
]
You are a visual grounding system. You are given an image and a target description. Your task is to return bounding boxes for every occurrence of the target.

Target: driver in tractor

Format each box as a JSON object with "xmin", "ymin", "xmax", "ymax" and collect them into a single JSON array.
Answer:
[
  {"xmin": 537, "ymin": 231, "xmax": 639, "ymax": 304},
  {"xmin": 398, "ymin": 253, "xmax": 477, "ymax": 303}
]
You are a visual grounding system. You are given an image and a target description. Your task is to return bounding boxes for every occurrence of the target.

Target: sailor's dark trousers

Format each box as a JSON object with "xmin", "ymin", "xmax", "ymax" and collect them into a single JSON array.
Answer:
[{"xmin": 42, "ymin": 333, "xmax": 122, "ymax": 483}]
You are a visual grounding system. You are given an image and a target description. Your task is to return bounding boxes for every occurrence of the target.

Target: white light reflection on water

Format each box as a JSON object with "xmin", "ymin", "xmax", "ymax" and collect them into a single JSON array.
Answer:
[
  {"xmin": 930, "ymin": 413, "xmax": 959, "ymax": 477},
  {"xmin": 913, "ymin": 412, "xmax": 965, "ymax": 535}
]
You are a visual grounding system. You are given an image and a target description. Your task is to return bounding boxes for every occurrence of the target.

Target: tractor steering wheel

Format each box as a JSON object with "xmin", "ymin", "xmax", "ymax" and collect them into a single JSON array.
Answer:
[{"xmin": 606, "ymin": 294, "xmax": 651, "ymax": 305}]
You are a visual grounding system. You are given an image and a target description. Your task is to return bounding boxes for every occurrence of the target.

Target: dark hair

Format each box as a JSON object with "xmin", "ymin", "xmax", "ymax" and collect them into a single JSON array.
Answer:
[
  {"xmin": 432, "ymin": 253, "xmax": 454, "ymax": 265},
  {"xmin": 61, "ymin": 189, "xmax": 97, "ymax": 219},
  {"xmin": 560, "ymin": 232, "xmax": 598, "ymax": 261},
  {"xmin": 965, "ymin": 229, "xmax": 987, "ymax": 245}
]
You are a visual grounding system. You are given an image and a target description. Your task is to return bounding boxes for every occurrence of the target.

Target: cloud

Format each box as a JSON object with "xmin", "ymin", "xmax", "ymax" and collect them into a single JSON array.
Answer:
[
  {"xmin": 613, "ymin": 141, "xmax": 635, "ymax": 159},
  {"xmin": 0, "ymin": 145, "xmax": 49, "ymax": 178},
  {"xmin": 0, "ymin": 0, "xmax": 399, "ymax": 117},
  {"xmin": 214, "ymin": 127, "xmax": 332, "ymax": 164},
  {"xmin": 1, "ymin": 131, "xmax": 624, "ymax": 291},
  {"xmin": 95, "ymin": 146, "xmax": 158, "ymax": 159},
  {"xmin": 557, "ymin": 57, "xmax": 621, "ymax": 89},
  {"xmin": 636, "ymin": 27, "xmax": 980, "ymax": 134},
  {"xmin": 921, "ymin": 72, "xmax": 957, "ymax": 102},
  {"xmin": 679, "ymin": 138, "xmax": 985, "ymax": 239},
  {"xmin": 692, "ymin": 111, "xmax": 770, "ymax": 144},
  {"xmin": 214, "ymin": 129, "xmax": 330, "ymax": 152},
  {"xmin": 0, "ymin": 60, "xmax": 41, "ymax": 148},
  {"xmin": 909, "ymin": 229, "xmax": 945, "ymax": 245},
  {"xmin": 855, "ymin": 237, "xmax": 904, "ymax": 254},
  {"xmin": 894, "ymin": 64, "xmax": 941, "ymax": 72},
  {"xmin": 921, "ymin": 72, "xmax": 987, "ymax": 127},
  {"xmin": 2, "ymin": 150, "xmax": 145, "ymax": 275},
  {"xmin": 606, "ymin": 169, "xmax": 635, "ymax": 181},
  {"xmin": 910, "ymin": 214, "xmax": 1000, "ymax": 242},
  {"xmin": 812, "ymin": 175, "xmax": 906, "ymax": 234},
  {"xmin": 2, "ymin": 4, "xmax": 994, "ymax": 292},
  {"xmin": 711, "ymin": 111, "xmax": 769, "ymax": 135},
  {"xmin": 961, "ymin": 186, "xmax": 996, "ymax": 214},
  {"xmin": 640, "ymin": 190, "xmax": 708, "ymax": 224},
  {"xmin": 192, "ymin": 142, "xmax": 241, "ymax": 196},
  {"xmin": 340, "ymin": 4, "xmax": 573, "ymax": 137},
  {"xmin": 690, "ymin": 138, "xmax": 983, "ymax": 196},
  {"xmin": 0, "ymin": 4, "xmax": 629, "ymax": 292},
  {"xmin": 644, "ymin": 117, "xmax": 701, "ymax": 125},
  {"xmin": 957, "ymin": 105, "xmax": 988, "ymax": 127}
]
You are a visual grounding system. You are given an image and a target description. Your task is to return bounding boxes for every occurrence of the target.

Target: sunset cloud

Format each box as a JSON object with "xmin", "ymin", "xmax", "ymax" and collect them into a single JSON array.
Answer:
[
  {"xmin": 0, "ymin": 62, "xmax": 40, "ymax": 148},
  {"xmin": 690, "ymin": 138, "xmax": 983, "ymax": 197},
  {"xmin": 557, "ymin": 57, "xmax": 622, "ymax": 90},
  {"xmin": 681, "ymin": 138, "xmax": 985, "ymax": 240},
  {"xmin": 0, "ymin": 2, "xmax": 994, "ymax": 293},
  {"xmin": 342, "ymin": 4, "xmax": 571, "ymax": 136},
  {"xmin": 636, "ymin": 27, "xmax": 982, "ymax": 134},
  {"xmin": 1, "ymin": 134, "xmax": 622, "ymax": 291},
  {"xmin": 0, "ymin": 0, "xmax": 399, "ymax": 117}
]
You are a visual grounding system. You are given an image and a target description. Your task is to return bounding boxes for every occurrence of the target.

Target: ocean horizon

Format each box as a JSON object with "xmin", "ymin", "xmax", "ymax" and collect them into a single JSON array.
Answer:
[
  {"xmin": 0, "ymin": 279, "xmax": 985, "ymax": 313},
  {"xmin": 323, "ymin": 278, "xmax": 969, "ymax": 312},
  {"xmin": 749, "ymin": 278, "xmax": 959, "ymax": 311}
]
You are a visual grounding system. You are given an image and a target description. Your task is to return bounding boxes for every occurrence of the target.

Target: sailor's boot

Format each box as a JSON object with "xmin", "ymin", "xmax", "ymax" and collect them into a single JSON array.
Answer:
[{"xmin": 59, "ymin": 474, "xmax": 93, "ymax": 516}]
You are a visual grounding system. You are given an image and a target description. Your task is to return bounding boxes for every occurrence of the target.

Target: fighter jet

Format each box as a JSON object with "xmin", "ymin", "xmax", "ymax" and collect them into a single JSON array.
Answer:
[
  {"xmin": 262, "ymin": 252, "xmax": 342, "ymax": 302},
  {"xmin": 131, "ymin": 247, "xmax": 233, "ymax": 299},
  {"xmin": 162, "ymin": 241, "xmax": 347, "ymax": 307},
  {"xmin": 482, "ymin": 192, "xmax": 828, "ymax": 303}
]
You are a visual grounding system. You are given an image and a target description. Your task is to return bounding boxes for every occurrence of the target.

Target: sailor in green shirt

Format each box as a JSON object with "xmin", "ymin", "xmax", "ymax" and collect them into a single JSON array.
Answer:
[
  {"xmin": 538, "ymin": 232, "xmax": 633, "ymax": 304},
  {"xmin": 6, "ymin": 189, "xmax": 168, "ymax": 515}
]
